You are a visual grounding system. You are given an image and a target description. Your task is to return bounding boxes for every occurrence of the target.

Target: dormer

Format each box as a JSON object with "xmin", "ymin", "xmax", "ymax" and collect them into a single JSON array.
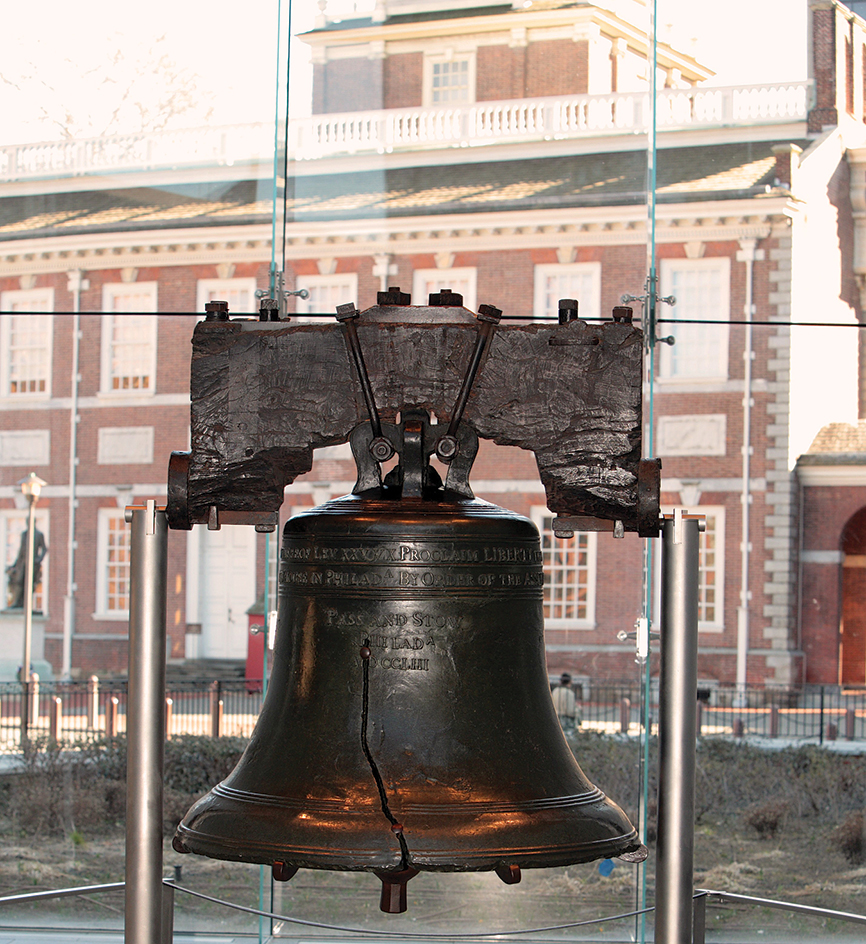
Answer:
[{"xmin": 303, "ymin": 0, "xmax": 714, "ymax": 115}]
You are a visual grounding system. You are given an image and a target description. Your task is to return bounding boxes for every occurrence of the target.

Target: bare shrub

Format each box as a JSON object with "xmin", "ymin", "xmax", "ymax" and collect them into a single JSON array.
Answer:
[
  {"xmin": 831, "ymin": 810, "xmax": 866, "ymax": 864},
  {"xmin": 743, "ymin": 798, "xmax": 791, "ymax": 839}
]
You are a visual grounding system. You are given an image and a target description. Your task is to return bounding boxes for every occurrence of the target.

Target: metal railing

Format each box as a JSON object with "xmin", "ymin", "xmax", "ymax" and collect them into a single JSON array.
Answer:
[
  {"xmin": 1, "ymin": 677, "xmax": 863, "ymax": 753},
  {"xmin": 0, "ymin": 677, "xmax": 264, "ymax": 752},
  {"xmin": 1, "ymin": 880, "xmax": 864, "ymax": 942}
]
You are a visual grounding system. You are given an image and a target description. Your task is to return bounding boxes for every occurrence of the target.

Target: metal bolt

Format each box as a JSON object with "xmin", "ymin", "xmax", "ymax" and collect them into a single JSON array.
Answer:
[
  {"xmin": 370, "ymin": 437, "xmax": 395, "ymax": 462},
  {"xmin": 435, "ymin": 435, "xmax": 459, "ymax": 462},
  {"xmin": 204, "ymin": 300, "xmax": 230, "ymax": 322}
]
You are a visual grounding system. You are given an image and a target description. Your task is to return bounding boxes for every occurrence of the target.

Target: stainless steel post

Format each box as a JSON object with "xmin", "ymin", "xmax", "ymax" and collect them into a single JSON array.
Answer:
[
  {"xmin": 655, "ymin": 510, "xmax": 701, "ymax": 944},
  {"xmin": 124, "ymin": 501, "xmax": 168, "ymax": 944}
]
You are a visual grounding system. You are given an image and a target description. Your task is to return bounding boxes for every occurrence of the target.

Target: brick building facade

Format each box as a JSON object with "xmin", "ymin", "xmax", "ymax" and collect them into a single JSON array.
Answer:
[{"xmin": 2, "ymin": 0, "xmax": 866, "ymax": 690}]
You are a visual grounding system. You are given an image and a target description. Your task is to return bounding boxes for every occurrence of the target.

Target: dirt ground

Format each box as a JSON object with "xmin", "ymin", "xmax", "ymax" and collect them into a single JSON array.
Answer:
[{"xmin": 1, "ymin": 735, "xmax": 864, "ymax": 939}]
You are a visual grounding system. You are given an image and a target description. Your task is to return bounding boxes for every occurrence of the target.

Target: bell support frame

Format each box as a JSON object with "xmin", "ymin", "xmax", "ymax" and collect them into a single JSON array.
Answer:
[{"xmin": 166, "ymin": 292, "xmax": 660, "ymax": 537}]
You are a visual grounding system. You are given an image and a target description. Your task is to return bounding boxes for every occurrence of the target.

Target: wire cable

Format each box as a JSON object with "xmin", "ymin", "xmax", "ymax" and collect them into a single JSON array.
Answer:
[{"xmin": 165, "ymin": 881, "xmax": 655, "ymax": 938}]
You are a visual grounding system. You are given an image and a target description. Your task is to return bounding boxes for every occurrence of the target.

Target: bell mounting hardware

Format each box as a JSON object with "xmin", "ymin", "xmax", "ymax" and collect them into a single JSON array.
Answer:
[{"xmin": 168, "ymin": 289, "xmax": 659, "ymax": 913}]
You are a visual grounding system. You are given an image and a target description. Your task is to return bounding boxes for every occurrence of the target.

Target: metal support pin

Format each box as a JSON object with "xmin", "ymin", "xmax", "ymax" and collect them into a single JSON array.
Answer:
[
  {"xmin": 436, "ymin": 304, "xmax": 502, "ymax": 462},
  {"xmin": 336, "ymin": 304, "xmax": 394, "ymax": 462}
]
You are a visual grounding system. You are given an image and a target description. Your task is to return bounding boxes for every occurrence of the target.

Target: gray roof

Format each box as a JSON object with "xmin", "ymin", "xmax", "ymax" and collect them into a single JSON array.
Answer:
[{"xmin": 0, "ymin": 140, "xmax": 803, "ymax": 242}]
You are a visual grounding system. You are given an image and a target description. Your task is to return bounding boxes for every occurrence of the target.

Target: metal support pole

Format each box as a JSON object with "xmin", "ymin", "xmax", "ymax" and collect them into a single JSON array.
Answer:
[
  {"xmin": 124, "ymin": 502, "xmax": 168, "ymax": 944},
  {"xmin": 655, "ymin": 511, "xmax": 701, "ymax": 944}
]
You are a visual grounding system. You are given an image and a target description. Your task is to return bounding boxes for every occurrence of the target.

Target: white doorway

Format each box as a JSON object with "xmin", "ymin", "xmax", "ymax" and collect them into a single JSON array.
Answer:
[{"xmin": 199, "ymin": 526, "xmax": 257, "ymax": 660}]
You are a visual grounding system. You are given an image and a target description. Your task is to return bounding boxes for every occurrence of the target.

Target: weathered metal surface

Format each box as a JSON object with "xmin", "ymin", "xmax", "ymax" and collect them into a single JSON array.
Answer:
[
  {"xmin": 169, "ymin": 299, "xmax": 654, "ymax": 533},
  {"xmin": 174, "ymin": 492, "xmax": 641, "ymax": 884}
]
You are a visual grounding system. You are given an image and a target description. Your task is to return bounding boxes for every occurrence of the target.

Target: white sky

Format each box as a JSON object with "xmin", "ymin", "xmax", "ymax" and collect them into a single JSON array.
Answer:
[{"xmin": 0, "ymin": 0, "xmax": 809, "ymax": 146}]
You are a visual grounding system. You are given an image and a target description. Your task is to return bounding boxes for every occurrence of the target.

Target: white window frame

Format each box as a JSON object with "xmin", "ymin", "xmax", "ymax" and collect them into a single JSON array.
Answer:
[
  {"xmin": 657, "ymin": 257, "xmax": 730, "ymax": 383},
  {"xmin": 424, "ymin": 50, "xmax": 476, "ymax": 107},
  {"xmin": 411, "ymin": 268, "xmax": 477, "ymax": 312},
  {"xmin": 0, "ymin": 289, "xmax": 54, "ymax": 399},
  {"xmin": 1, "ymin": 508, "xmax": 49, "ymax": 615},
  {"xmin": 95, "ymin": 507, "xmax": 131, "ymax": 620},
  {"xmin": 295, "ymin": 273, "xmax": 359, "ymax": 322},
  {"xmin": 196, "ymin": 278, "xmax": 258, "ymax": 318},
  {"xmin": 100, "ymin": 282, "xmax": 158, "ymax": 396},
  {"xmin": 531, "ymin": 506, "xmax": 597, "ymax": 629},
  {"xmin": 655, "ymin": 506, "xmax": 726, "ymax": 632},
  {"xmin": 533, "ymin": 263, "xmax": 601, "ymax": 321}
]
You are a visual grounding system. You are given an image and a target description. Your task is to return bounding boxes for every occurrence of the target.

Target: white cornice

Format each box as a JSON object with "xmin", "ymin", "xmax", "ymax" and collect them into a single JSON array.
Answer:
[
  {"xmin": 0, "ymin": 199, "xmax": 792, "ymax": 275},
  {"xmin": 0, "ymin": 225, "xmax": 272, "ymax": 275},
  {"xmin": 797, "ymin": 463, "xmax": 866, "ymax": 486}
]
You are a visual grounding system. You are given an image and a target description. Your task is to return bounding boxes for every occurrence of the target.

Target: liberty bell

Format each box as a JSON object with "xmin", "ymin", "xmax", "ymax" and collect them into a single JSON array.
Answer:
[{"xmin": 169, "ymin": 290, "xmax": 657, "ymax": 913}]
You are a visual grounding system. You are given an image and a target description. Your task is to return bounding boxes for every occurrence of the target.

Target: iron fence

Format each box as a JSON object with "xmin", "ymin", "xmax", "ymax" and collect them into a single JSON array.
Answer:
[{"xmin": 0, "ymin": 677, "xmax": 864, "ymax": 753}]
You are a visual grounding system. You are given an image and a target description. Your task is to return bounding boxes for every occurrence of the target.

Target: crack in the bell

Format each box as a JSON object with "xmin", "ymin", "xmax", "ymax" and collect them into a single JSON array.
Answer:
[{"xmin": 360, "ymin": 638, "xmax": 410, "ymax": 870}]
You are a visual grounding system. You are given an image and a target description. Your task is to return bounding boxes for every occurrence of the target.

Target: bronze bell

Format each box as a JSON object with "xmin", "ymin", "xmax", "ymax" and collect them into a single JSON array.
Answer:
[{"xmin": 174, "ymin": 412, "xmax": 643, "ymax": 912}]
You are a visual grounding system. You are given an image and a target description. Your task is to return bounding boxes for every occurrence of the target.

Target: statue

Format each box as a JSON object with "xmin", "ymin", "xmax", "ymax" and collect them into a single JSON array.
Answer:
[{"xmin": 6, "ymin": 527, "xmax": 47, "ymax": 610}]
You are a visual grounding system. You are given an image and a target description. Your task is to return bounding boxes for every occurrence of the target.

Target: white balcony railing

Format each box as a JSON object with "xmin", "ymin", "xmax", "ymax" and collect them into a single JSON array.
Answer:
[
  {"xmin": 0, "ymin": 122, "xmax": 275, "ymax": 183},
  {"xmin": 0, "ymin": 83, "xmax": 811, "ymax": 182}
]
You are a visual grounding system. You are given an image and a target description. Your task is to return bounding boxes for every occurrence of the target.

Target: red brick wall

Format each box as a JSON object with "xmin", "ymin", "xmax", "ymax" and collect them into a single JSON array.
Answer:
[
  {"xmin": 385, "ymin": 53, "xmax": 422, "ymax": 108},
  {"xmin": 320, "ymin": 59, "xmax": 384, "ymax": 113},
  {"xmin": 477, "ymin": 45, "xmax": 523, "ymax": 101},
  {"xmin": 809, "ymin": 6, "xmax": 839, "ymax": 131},
  {"xmin": 525, "ymin": 39, "xmax": 588, "ymax": 97}
]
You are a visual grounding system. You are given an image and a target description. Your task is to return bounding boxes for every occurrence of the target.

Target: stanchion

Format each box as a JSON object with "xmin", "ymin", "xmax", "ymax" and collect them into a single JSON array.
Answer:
[
  {"xmin": 124, "ymin": 501, "xmax": 168, "ymax": 944},
  {"xmin": 654, "ymin": 510, "xmax": 701, "ymax": 944}
]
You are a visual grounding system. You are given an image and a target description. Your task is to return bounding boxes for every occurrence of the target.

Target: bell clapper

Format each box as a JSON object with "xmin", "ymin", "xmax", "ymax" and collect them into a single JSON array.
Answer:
[{"xmin": 375, "ymin": 866, "xmax": 420, "ymax": 914}]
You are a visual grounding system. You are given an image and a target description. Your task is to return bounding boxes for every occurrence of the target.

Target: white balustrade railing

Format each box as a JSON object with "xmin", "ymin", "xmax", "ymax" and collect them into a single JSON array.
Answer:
[
  {"xmin": 0, "ymin": 83, "xmax": 811, "ymax": 181},
  {"xmin": 0, "ymin": 122, "xmax": 275, "ymax": 182},
  {"xmin": 291, "ymin": 82, "xmax": 812, "ymax": 160}
]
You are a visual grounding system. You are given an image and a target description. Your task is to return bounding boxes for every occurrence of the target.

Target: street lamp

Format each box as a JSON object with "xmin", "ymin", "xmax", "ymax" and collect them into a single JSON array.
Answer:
[{"xmin": 18, "ymin": 472, "xmax": 46, "ymax": 745}]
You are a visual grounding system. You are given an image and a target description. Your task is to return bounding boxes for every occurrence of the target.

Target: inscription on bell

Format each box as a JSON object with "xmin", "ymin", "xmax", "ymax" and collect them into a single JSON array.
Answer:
[{"xmin": 282, "ymin": 542, "xmax": 542, "ymax": 564}]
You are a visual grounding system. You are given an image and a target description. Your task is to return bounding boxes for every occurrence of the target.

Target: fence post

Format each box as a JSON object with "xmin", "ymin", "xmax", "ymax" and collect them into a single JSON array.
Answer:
[
  {"xmin": 846, "ymin": 706, "xmax": 856, "ymax": 741},
  {"xmin": 210, "ymin": 681, "xmax": 222, "ymax": 738},
  {"xmin": 161, "ymin": 880, "xmax": 175, "ymax": 944},
  {"xmin": 620, "ymin": 697, "xmax": 631, "ymax": 734},
  {"xmin": 30, "ymin": 672, "xmax": 39, "ymax": 727},
  {"xmin": 106, "ymin": 696, "xmax": 119, "ymax": 740},
  {"xmin": 827, "ymin": 722, "xmax": 838, "ymax": 741},
  {"xmin": 695, "ymin": 700, "xmax": 703, "ymax": 737},
  {"xmin": 87, "ymin": 674, "xmax": 99, "ymax": 729},
  {"xmin": 732, "ymin": 718, "xmax": 744, "ymax": 737},
  {"xmin": 819, "ymin": 686, "xmax": 825, "ymax": 745},
  {"xmin": 165, "ymin": 697, "xmax": 173, "ymax": 741},
  {"xmin": 49, "ymin": 695, "xmax": 61, "ymax": 743},
  {"xmin": 693, "ymin": 892, "xmax": 707, "ymax": 944},
  {"xmin": 769, "ymin": 705, "xmax": 779, "ymax": 738}
]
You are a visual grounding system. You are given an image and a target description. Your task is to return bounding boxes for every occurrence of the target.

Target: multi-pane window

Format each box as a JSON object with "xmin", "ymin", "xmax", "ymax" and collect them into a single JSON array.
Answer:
[
  {"xmin": 430, "ymin": 57, "xmax": 472, "ymax": 104},
  {"xmin": 101, "ymin": 283, "xmax": 158, "ymax": 394},
  {"xmin": 0, "ymin": 289, "xmax": 54, "ymax": 398},
  {"xmin": 411, "ymin": 268, "xmax": 477, "ymax": 312},
  {"xmin": 534, "ymin": 509, "xmax": 596, "ymax": 627},
  {"xmin": 658, "ymin": 258, "xmax": 730, "ymax": 381},
  {"xmin": 1, "ymin": 510, "xmax": 48, "ymax": 613},
  {"xmin": 698, "ymin": 510, "xmax": 724, "ymax": 628},
  {"xmin": 196, "ymin": 278, "xmax": 257, "ymax": 317},
  {"xmin": 96, "ymin": 509, "xmax": 131, "ymax": 616},
  {"xmin": 655, "ymin": 507, "xmax": 725, "ymax": 631},
  {"xmin": 295, "ymin": 274, "xmax": 358, "ymax": 320},
  {"xmin": 533, "ymin": 263, "xmax": 601, "ymax": 321}
]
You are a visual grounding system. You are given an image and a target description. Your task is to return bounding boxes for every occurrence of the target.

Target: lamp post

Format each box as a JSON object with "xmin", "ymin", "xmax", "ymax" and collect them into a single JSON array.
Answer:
[{"xmin": 19, "ymin": 472, "xmax": 46, "ymax": 746}]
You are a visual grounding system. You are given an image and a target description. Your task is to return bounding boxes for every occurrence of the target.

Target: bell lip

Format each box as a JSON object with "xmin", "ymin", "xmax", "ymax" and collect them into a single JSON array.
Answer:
[{"xmin": 173, "ymin": 820, "xmax": 641, "ymax": 873}]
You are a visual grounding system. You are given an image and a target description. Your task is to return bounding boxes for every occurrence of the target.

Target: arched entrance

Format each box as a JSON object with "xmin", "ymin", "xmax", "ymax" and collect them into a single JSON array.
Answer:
[{"xmin": 841, "ymin": 507, "xmax": 866, "ymax": 686}]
